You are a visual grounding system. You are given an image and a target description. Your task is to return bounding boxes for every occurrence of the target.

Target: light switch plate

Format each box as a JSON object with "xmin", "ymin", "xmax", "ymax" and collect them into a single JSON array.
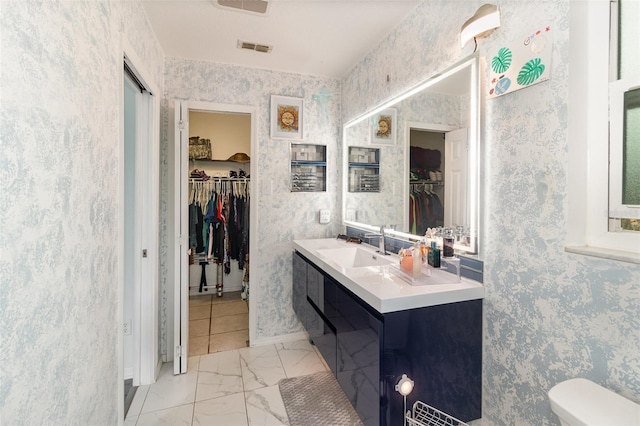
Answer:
[{"xmin": 319, "ymin": 209, "xmax": 330, "ymax": 224}]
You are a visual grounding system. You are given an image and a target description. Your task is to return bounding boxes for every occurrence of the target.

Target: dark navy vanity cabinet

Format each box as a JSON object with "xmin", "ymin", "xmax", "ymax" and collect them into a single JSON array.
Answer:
[{"xmin": 293, "ymin": 250, "xmax": 482, "ymax": 426}]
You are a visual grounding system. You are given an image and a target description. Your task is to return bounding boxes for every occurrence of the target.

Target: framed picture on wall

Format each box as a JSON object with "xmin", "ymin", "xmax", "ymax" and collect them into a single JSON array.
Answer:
[
  {"xmin": 271, "ymin": 95, "xmax": 304, "ymax": 140},
  {"xmin": 371, "ymin": 108, "xmax": 397, "ymax": 145}
]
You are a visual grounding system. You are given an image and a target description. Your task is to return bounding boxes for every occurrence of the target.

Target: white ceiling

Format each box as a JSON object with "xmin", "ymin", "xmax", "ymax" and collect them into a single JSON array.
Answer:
[{"xmin": 141, "ymin": 0, "xmax": 420, "ymax": 79}]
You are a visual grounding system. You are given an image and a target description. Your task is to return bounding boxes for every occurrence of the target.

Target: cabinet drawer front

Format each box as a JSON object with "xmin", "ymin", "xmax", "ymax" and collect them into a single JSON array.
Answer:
[
  {"xmin": 307, "ymin": 296, "xmax": 337, "ymax": 374},
  {"xmin": 334, "ymin": 282, "xmax": 382, "ymax": 426},
  {"xmin": 306, "ymin": 263, "xmax": 325, "ymax": 311},
  {"xmin": 292, "ymin": 252, "xmax": 307, "ymax": 324}
]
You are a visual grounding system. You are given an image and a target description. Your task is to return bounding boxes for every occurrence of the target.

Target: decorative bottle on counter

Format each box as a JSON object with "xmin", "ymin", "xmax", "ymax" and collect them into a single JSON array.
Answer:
[
  {"xmin": 432, "ymin": 248, "xmax": 441, "ymax": 268},
  {"xmin": 418, "ymin": 239, "xmax": 427, "ymax": 263},
  {"xmin": 443, "ymin": 228, "xmax": 455, "ymax": 258},
  {"xmin": 428, "ymin": 241, "xmax": 441, "ymax": 268}
]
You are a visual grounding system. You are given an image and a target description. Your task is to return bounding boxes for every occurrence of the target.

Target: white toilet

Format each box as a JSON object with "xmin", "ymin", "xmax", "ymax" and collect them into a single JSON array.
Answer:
[{"xmin": 549, "ymin": 378, "xmax": 640, "ymax": 425}]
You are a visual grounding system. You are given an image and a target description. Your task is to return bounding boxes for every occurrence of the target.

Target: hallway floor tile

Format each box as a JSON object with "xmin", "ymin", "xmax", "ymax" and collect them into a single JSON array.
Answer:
[{"xmin": 125, "ymin": 339, "xmax": 326, "ymax": 426}]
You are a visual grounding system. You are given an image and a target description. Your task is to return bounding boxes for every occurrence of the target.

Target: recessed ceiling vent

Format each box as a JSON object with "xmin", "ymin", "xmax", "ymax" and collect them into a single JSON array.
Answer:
[
  {"xmin": 216, "ymin": 0, "xmax": 269, "ymax": 15},
  {"xmin": 237, "ymin": 40, "xmax": 272, "ymax": 54}
]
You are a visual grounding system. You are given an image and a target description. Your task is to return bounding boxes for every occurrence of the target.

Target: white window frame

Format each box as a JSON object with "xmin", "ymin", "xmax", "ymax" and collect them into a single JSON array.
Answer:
[
  {"xmin": 608, "ymin": 0, "xmax": 640, "ymax": 221},
  {"xmin": 566, "ymin": 0, "xmax": 640, "ymax": 263},
  {"xmin": 609, "ymin": 79, "xmax": 640, "ymax": 220}
]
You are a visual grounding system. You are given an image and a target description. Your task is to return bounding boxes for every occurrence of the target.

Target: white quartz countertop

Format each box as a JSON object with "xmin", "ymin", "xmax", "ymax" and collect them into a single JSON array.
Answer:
[{"xmin": 293, "ymin": 238, "xmax": 484, "ymax": 313}]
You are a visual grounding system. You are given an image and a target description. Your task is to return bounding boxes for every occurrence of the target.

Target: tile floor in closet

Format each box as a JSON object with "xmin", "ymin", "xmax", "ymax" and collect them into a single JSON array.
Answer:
[
  {"xmin": 188, "ymin": 291, "xmax": 250, "ymax": 355},
  {"xmin": 125, "ymin": 339, "xmax": 329, "ymax": 425}
]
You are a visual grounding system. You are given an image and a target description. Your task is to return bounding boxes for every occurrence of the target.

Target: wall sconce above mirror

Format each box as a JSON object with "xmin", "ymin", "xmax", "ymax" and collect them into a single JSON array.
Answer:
[
  {"xmin": 342, "ymin": 54, "xmax": 480, "ymax": 254},
  {"xmin": 460, "ymin": 3, "xmax": 501, "ymax": 49}
]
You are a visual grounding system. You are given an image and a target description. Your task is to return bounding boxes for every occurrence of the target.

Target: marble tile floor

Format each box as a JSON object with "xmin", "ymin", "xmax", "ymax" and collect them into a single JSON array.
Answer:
[
  {"xmin": 189, "ymin": 291, "xmax": 250, "ymax": 356},
  {"xmin": 125, "ymin": 339, "xmax": 330, "ymax": 425}
]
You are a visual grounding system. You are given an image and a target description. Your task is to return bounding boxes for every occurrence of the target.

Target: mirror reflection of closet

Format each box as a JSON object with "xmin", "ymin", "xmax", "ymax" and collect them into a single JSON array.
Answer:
[
  {"xmin": 187, "ymin": 109, "xmax": 251, "ymax": 356},
  {"xmin": 409, "ymin": 129, "xmax": 445, "ymax": 235}
]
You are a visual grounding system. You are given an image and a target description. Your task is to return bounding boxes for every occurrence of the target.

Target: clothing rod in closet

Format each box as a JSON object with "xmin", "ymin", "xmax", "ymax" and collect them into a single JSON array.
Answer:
[{"xmin": 189, "ymin": 177, "xmax": 250, "ymax": 183}]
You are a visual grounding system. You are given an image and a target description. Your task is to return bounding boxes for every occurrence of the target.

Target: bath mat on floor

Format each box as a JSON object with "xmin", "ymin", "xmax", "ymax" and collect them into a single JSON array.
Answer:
[{"xmin": 279, "ymin": 372, "xmax": 363, "ymax": 426}]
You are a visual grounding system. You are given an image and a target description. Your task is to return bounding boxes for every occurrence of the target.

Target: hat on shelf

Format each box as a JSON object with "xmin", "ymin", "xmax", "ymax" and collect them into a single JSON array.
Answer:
[{"xmin": 227, "ymin": 152, "xmax": 251, "ymax": 163}]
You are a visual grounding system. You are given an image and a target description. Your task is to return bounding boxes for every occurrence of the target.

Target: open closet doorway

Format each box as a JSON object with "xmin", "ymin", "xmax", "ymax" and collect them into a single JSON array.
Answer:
[{"xmin": 171, "ymin": 101, "xmax": 257, "ymax": 375}]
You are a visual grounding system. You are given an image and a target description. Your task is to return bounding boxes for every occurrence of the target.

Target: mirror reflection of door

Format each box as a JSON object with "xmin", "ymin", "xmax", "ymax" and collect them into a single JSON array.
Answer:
[{"xmin": 444, "ymin": 128, "xmax": 468, "ymax": 229}]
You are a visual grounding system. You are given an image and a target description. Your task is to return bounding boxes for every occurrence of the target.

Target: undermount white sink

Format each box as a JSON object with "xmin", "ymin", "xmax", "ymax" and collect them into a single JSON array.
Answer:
[{"xmin": 317, "ymin": 246, "xmax": 394, "ymax": 268}]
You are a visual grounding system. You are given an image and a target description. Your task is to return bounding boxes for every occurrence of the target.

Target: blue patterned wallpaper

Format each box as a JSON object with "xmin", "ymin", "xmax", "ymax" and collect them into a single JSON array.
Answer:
[
  {"xmin": 0, "ymin": 1, "xmax": 164, "ymax": 424},
  {"xmin": 3, "ymin": 0, "xmax": 638, "ymax": 425},
  {"xmin": 342, "ymin": 0, "xmax": 640, "ymax": 424}
]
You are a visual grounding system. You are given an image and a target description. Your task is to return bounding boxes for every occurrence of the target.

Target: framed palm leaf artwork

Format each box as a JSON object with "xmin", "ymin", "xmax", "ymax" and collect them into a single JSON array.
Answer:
[{"xmin": 488, "ymin": 24, "xmax": 552, "ymax": 98}]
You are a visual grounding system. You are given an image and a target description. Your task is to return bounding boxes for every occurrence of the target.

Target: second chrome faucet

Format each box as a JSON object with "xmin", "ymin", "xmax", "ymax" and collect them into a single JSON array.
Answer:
[{"xmin": 365, "ymin": 225, "xmax": 389, "ymax": 255}]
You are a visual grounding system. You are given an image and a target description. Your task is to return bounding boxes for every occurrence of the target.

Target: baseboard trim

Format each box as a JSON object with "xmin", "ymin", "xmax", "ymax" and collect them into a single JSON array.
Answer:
[
  {"xmin": 155, "ymin": 357, "xmax": 163, "ymax": 381},
  {"xmin": 250, "ymin": 330, "xmax": 308, "ymax": 347}
]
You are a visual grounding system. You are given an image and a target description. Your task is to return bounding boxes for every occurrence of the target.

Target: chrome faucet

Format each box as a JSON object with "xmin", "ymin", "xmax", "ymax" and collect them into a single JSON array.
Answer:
[
  {"xmin": 365, "ymin": 225, "xmax": 388, "ymax": 255},
  {"xmin": 440, "ymin": 256, "xmax": 461, "ymax": 281}
]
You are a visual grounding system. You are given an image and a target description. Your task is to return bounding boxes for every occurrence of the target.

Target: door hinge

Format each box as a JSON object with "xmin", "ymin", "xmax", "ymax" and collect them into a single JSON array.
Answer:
[{"xmin": 175, "ymin": 345, "xmax": 185, "ymax": 358}]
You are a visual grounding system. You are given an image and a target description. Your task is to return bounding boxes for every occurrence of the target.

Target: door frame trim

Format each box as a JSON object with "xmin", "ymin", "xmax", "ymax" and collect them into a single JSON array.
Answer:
[
  {"xmin": 118, "ymin": 35, "xmax": 161, "ymax": 423},
  {"xmin": 171, "ymin": 101, "xmax": 258, "ymax": 374}
]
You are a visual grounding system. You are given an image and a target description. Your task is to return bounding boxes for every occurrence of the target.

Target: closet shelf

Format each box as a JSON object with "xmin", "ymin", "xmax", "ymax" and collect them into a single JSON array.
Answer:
[
  {"xmin": 410, "ymin": 179, "xmax": 443, "ymax": 185},
  {"xmin": 190, "ymin": 158, "xmax": 251, "ymax": 163},
  {"xmin": 290, "ymin": 160, "xmax": 326, "ymax": 167},
  {"xmin": 348, "ymin": 162, "xmax": 379, "ymax": 168}
]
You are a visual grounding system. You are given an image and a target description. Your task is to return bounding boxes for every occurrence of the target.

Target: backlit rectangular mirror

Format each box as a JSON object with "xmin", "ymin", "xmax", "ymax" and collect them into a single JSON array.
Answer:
[{"xmin": 342, "ymin": 54, "xmax": 480, "ymax": 254}]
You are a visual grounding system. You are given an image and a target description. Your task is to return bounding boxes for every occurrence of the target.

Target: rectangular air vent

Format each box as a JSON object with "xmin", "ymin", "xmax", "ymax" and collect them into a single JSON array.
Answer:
[
  {"xmin": 217, "ymin": 0, "xmax": 269, "ymax": 15},
  {"xmin": 254, "ymin": 44, "xmax": 271, "ymax": 53},
  {"xmin": 237, "ymin": 40, "xmax": 272, "ymax": 54}
]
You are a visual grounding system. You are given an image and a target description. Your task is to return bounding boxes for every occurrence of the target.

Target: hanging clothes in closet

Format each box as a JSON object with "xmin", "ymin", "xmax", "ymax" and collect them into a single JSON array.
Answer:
[
  {"xmin": 188, "ymin": 178, "xmax": 250, "ymax": 298},
  {"xmin": 409, "ymin": 184, "xmax": 444, "ymax": 235},
  {"xmin": 226, "ymin": 182, "xmax": 250, "ymax": 269}
]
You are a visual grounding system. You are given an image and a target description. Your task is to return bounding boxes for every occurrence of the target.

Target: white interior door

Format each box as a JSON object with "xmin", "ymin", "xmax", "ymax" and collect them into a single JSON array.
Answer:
[
  {"xmin": 173, "ymin": 101, "xmax": 189, "ymax": 375},
  {"xmin": 123, "ymin": 62, "xmax": 160, "ymax": 385},
  {"xmin": 136, "ymin": 86, "xmax": 160, "ymax": 385},
  {"xmin": 123, "ymin": 74, "xmax": 137, "ymax": 383},
  {"xmin": 119, "ymin": 44, "xmax": 161, "ymax": 424},
  {"xmin": 444, "ymin": 128, "xmax": 469, "ymax": 228}
]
